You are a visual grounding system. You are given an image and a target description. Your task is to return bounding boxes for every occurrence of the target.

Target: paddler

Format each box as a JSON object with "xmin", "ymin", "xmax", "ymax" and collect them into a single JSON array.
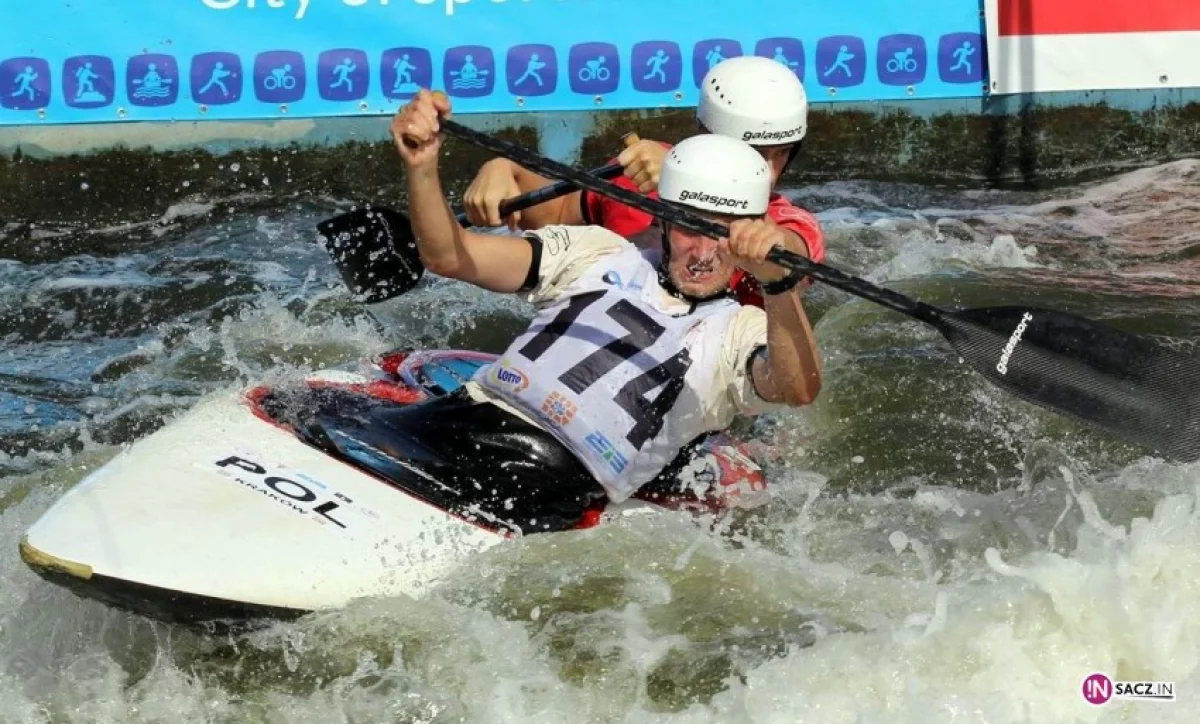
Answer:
[
  {"xmin": 383, "ymin": 89, "xmax": 821, "ymax": 529},
  {"xmin": 462, "ymin": 55, "xmax": 824, "ymax": 308}
]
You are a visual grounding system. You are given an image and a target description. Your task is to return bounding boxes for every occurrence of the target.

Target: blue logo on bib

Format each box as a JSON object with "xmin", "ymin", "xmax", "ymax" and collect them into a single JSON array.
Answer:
[
  {"xmin": 602, "ymin": 270, "xmax": 642, "ymax": 292},
  {"xmin": 586, "ymin": 432, "xmax": 629, "ymax": 475},
  {"xmin": 490, "ymin": 361, "xmax": 529, "ymax": 391}
]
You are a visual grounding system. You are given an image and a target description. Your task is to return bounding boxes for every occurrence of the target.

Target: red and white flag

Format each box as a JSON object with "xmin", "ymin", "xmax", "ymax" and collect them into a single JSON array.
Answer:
[{"xmin": 985, "ymin": 0, "xmax": 1200, "ymax": 93}]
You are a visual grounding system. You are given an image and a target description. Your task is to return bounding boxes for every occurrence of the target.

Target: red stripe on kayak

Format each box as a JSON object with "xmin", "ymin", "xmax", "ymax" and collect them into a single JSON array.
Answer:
[
  {"xmin": 574, "ymin": 506, "xmax": 605, "ymax": 530},
  {"xmin": 999, "ymin": 0, "xmax": 1200, "ymax": 35},
  {"xmin": 375, "ymin": 351, "xmax": 410, "ymax": 379}
]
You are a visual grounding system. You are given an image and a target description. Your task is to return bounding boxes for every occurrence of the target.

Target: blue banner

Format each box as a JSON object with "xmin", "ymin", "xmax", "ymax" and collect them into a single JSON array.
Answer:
[{"xmin": 0, "ymin": 0, "xmax": 987, "ymax": 127}]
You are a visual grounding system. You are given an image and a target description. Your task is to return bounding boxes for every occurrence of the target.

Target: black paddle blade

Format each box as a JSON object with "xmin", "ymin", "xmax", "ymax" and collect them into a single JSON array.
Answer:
[
  {"xmin": 937, "ymin": 306, "xmax": 1200, "ymax": 462},
  {"xmin": 315, "ymin": 206, "xmax": 425, "ymax": 304}
]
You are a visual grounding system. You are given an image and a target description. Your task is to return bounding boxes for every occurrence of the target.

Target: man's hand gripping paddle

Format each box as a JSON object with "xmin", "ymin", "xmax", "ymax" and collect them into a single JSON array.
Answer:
[
  {"xmin": 424, "ymin": 111, "xmax": 1200, "ymax": 463},
  {"xmin": 314, "ymin": 139, "xmax": 636, "ymax": 303}
]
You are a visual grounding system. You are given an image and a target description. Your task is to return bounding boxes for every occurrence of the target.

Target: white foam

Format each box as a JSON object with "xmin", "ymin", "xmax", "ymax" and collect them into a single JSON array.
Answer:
[
  {"xmin": 4, "ymin": 160, "xmax": 1200, "ymax": 722},
  {"xmin": 701, "ymin": 486, "xmax": 1200, "ymax": 723},
  {"xmin": 34, "ymin": 272, "xmax": 163, "ymax": 292},
  {"xmin": 866, "ymin": 232, "xmax": 1041, "ymax": 284},
  {"xmin": 159, "ymin": 200, "xmax": 216, "ymax": 225},
  {"xmin": 4, "ymin": 387, "xmax": 1199, "ymax": 724}
]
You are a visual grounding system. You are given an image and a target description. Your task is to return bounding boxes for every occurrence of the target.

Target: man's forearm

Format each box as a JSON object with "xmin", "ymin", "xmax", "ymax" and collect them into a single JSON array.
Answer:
[
  {"xmin": 762, "ymin": 288, "xmax": 822, "ymax": 406},
  {"xmin": 507, "ymin": 160, "xmax": 583, "ymax": 229},
  {"xmin": 407, "ymin": 163, "xmax": 467, "ymax": 277}
]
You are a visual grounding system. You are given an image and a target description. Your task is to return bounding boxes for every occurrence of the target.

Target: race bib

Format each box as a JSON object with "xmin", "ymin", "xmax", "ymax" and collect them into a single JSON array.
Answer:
[{"xmin": 475, "ymin": 248, "xmax": 739, "ymax": 501}]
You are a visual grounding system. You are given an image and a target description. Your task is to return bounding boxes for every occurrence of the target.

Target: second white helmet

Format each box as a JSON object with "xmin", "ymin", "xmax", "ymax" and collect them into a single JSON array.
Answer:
[
  {"xmin": 658, "ymin": 134, "xmax": 771, "ymax": 216},
  {"xmin": 697, "ymin": 55, "xmax": 808, "ymax": 147}
]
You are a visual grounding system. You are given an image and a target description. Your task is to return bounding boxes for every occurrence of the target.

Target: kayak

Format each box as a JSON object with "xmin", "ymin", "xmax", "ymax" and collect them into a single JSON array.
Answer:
[{"xmin": 18, "ymin": 349, "xmax": 771, "ymax": 630}]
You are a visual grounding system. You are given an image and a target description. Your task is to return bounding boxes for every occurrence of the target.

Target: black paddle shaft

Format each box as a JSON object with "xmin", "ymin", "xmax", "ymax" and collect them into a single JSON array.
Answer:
[
  {"xmin": 483, "ymin": 162, "xmax": 622, "ymax": 224},
  {"xmin": 437, "ymin": 117, "xmax": 1200, "ymax": 463},
  {"xmin": 437, "ymin": 118, "xmax": 941, "ymax": 323}
]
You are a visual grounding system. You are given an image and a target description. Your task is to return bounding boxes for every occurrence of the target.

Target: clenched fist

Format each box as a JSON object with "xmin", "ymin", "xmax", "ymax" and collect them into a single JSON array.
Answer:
[
  {"xmin": 724, "ymin": 217, "xmax": 806, "ymax": 284},
  {"xmin": 389, "ymin": 89, "xmax": 450, "ymax": 169},
  {"xmin": 462, "ymin": 159, "xmax": 522, "ymax": 229},
  {"xmin": 616, "ymin": 139, "xmax": 667, "ymax": 194}
]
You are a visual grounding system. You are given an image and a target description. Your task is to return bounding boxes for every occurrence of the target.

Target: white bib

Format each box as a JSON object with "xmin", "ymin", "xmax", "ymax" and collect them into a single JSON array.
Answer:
[{"xmin": 474, "ymin": 246, "xmax": 742, "ymax": 502}]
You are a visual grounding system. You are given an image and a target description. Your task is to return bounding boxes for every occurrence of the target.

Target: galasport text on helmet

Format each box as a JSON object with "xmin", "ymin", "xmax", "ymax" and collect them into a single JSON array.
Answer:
[
  {"xmin": 657, "ymin": 134, "xmax": 771, "ymax": 216},
  {"xmin": 696, "ymin": 56, "xmax": 808, "ymax": 147}
]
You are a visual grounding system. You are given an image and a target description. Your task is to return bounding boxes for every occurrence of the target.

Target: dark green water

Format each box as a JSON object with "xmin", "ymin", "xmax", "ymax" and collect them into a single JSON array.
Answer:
[{"xmin": 2, "ymin": 159, "xmax": 1200, "ymax": 722}]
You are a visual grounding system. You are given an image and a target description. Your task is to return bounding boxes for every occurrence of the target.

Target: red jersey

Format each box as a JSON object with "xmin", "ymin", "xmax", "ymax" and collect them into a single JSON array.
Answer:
[{"xmin": 580, "ymin": 154, "xmax": 825, "ymax": 308}]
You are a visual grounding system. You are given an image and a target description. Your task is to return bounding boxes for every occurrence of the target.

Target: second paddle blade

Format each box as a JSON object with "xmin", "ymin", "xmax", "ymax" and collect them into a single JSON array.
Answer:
[
  {"xmin": 316, "ymin": 206, "xmax": 425, "ymax": 303},
  {"xmin": 937, "ymin": 305, "xmax": 1200, "ymax": 462}
]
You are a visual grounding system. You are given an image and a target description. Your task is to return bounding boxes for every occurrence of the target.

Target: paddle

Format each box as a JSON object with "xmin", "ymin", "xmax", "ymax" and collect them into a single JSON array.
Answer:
[
  {"xmin": 315, "ymin": 161, "xmax": 625, "ymax": 303},
  {"xmin": 432, "ymin": 115, "xmax": 1200, "ymax": 463}
]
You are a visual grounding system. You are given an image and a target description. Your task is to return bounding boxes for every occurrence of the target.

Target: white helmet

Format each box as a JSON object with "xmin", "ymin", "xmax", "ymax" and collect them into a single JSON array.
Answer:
[
  {"xmin": 658, "ymin": 134, "xmax": 770, "ymax": 216},
  {"xmin": 697, "ymin": 55, "xmax": 808, "ymax": 147}
]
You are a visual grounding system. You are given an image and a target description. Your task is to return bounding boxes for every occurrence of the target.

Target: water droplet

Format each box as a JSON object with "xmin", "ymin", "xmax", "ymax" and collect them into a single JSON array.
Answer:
[
  {"xmin": 230, "ymin": 162, "xmax": 241, "ymax": 173},
  {"xmin": 80, "ymin": 181, "xmax": 90, "ymax": 190},
  {"xmin": 851, "ymin": 455, "xmax": 865, "ymax": 464}
]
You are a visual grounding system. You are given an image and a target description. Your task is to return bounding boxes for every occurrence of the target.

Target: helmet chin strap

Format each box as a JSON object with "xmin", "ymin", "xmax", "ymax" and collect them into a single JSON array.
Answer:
[{"xmin": 657, "ymin": 224, "xmax": 732, "ymax": 305}]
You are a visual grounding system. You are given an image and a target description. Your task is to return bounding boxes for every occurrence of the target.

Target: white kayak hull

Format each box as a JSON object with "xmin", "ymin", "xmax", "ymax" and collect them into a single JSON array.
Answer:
[
  {"xmin": 19, "ymin": 350, "xmax": 765, "ymax": 628},
  {"xmin": 21, "ymin": 382, "xmax": 494, "ymax": 622}
]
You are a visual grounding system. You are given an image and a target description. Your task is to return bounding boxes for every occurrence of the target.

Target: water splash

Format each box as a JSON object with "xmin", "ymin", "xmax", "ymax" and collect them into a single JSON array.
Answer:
[{"xmin": 2, "ymin": 162, "xmax": 1200, "ymax": 722}]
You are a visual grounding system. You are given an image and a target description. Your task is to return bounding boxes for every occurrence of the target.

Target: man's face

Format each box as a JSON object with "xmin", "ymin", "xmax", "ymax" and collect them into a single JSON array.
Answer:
[
  {"xmin": 695, "ymin": 122, "xmax": 795, "ymax": 186},
  {"xmin": 664, "ymin": 214, "xmax": 738, "ymax": 298},
  {"xmin": 757, "ymin": 143, "xmax": 794, "ymax": 187}
]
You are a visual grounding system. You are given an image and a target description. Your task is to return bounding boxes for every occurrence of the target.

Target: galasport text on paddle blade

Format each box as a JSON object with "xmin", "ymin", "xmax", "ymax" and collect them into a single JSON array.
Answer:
[{"xmin": 938, "ymin": 306, "xmax": 1200, "ymax": 462}]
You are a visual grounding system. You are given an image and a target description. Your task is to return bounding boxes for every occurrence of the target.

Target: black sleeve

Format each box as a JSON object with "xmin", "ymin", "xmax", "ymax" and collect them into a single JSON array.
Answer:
[
  {"xmin": 579, "ymin": 189, "xmax": 595, "ymax": 225},
  {"xmin": 519, "ymin": 234, "xmax": 544, "ymax": 293},
  {"xmin": 746, "ymin": 344, "xmax": 772, "ymax": 401}
]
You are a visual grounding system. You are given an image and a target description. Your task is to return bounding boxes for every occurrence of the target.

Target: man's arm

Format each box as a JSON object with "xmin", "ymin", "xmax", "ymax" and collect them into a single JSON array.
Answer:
[
  {"xmin": 462, "ymin": 139, "xmax": 668, "ymax": 231},
  {"xmin": 726, "ymin": 218, "xmax": 822, "ymax": 407},
  {"xmin": 749, "ymin": 287, "xmax": 822, "ymax": 406},
  {"xmin": 463, "ymin": 158, "xmax": 585, "ymax": 230},
  {"xmin": 394, "ymin": 91, "xmax": 537, "ymax": 294},
  {"xmin": 510, "ymin": 161, "xmax": 587, "ymax": 229},
  {"xmin": 407, "ymin": 165, "xmax": 537, "ymax": 293}
]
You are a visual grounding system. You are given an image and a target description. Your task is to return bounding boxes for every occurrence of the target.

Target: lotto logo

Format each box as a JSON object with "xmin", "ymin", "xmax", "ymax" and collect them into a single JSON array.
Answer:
[
  {"xmin": 541, "ymin": 391, "xmax": 578, "ymax": 426},
  {"xmin": 489, "ymin": 361, "xmax": 529, "ymax": 391}
]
